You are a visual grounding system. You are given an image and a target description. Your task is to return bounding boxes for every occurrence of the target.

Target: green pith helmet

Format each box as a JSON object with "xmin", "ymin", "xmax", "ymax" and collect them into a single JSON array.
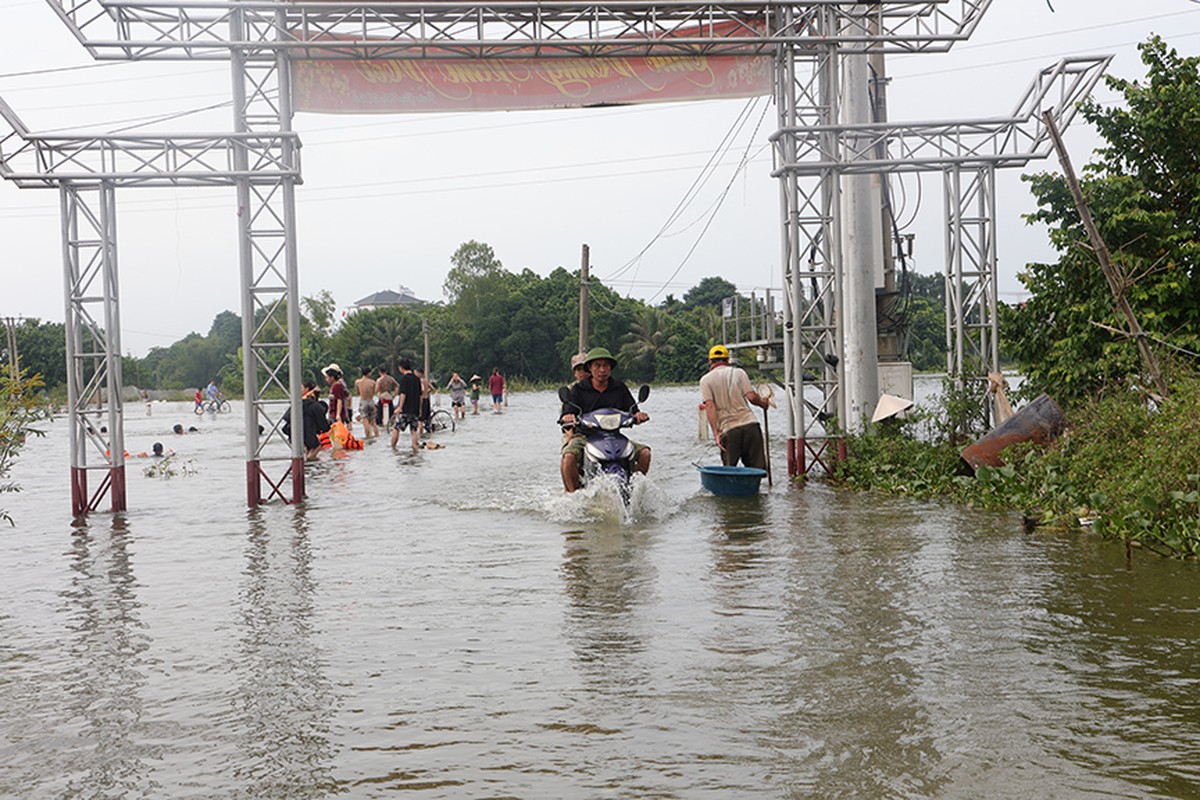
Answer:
[{"xmin": 583, "ymin": 346, "xmax": 618, "ymax": 368}]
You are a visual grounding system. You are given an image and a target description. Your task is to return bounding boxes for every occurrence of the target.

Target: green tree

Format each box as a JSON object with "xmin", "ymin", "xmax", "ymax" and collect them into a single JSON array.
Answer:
[
  {"xmin": 444, "ymin": 240, "xmax": 507, "ymax": 305},
  {"xmin": 0, "ymin": 367, "xmax": 49, "ymax": 524},
  {"xmin": 1007, "ymin": 36, "xmax": 1200, "ymax": 402},
  {"xmin": 330, "ymin": 306, "xmax": 424, "ymax": 380},
  {"xmin": 301, "ymin": 291, "xmax": 338, "ymax": 343},
  {"xmin": 8, "ymin": 319, "xmax": 67, "ymax": 390},
  {"xmin": 619, "ymin": 307, "xmax": 676, "ymax": 382},
  {"xmin": 682, "ymin": 276, "xmax": 739, "ymax": 311},
  {"xmin": 363, "ymin": 316, "xmax": 410, "ymax": 375},
  {"xmin": 906, "ymin": 296, "xmax": 947, "ymax": 372},
  {"xmin": 208, "ymin": 310, "xmax": 242, "ymax": 354},
  {"xmin": 653, "ymin": 310, "xmax": 710, "ymax": 383},
  {"xmin": 149, "ymin": 332, "xmax": 226, "ymax": 390}
]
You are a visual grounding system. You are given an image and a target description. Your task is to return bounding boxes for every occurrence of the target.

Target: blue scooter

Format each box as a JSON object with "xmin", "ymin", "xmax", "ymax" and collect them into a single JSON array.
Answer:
[{"xmin": 559, "ymin": 384, "xmax": 650, "ymax": 504}]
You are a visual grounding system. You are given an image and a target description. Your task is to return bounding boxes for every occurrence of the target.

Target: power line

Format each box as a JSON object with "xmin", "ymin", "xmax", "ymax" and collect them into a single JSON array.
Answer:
[
  {"xmin": 0, "ymin": 61, "xmax": 117, "ymax": 80},
  {"xmin": 600, "ymin": 97, "xmax": 762, "ymax": 286},
  {"xmin": 645, "ymin": 97, "xmax": 772, "ymax": 304}
]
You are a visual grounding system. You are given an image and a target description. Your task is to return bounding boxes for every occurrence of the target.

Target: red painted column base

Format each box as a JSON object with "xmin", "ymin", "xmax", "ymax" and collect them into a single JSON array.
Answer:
[
  {"xmin": 246, "ymin": 459, "xmax": 306, "ymax": 507},
  {"xmin": 70, "ymin": 465, "xmax": 125, "ymax": 517},
  {"xmin": 110, "ymin": 465, "xmax": 127, "ymax": 512},
  {"xmin": 247, "ymin": 461, "xmax": 262, "ymax": 507},
  {"xmin": 291, "ymin": 457, "xmax": 305, "ymax": 504},
  {"xmin": 71, "ymin": 467, "xmax": 88, "ymax": 518},
  {"xmin": 787, "ymin": 437, "xmax": 803, "ymax": 478}
]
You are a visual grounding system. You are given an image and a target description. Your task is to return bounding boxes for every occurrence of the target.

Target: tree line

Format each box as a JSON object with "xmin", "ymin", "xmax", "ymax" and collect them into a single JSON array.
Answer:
[{"xmin": 3, "ymin": 241, "xmax": 955, "ymax": 396}]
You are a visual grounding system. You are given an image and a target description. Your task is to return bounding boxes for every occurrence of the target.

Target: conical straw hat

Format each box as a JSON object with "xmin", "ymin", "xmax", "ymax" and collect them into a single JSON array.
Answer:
[{"xmin": 871, "ymin": 393, "xmax": 914, "ymax": 423}]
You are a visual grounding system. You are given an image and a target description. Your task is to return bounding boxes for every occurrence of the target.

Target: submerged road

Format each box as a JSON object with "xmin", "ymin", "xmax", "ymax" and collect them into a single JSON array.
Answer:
[{"xmin": 2, "ymin": 384, "xmax": 1198, "ymax": 798}]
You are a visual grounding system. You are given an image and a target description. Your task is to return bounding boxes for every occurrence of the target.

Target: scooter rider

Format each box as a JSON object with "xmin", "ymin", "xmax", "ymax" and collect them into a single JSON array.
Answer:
[{"xmin": 559, "ymin": 346, "xmax": 650, "ymax": 492}]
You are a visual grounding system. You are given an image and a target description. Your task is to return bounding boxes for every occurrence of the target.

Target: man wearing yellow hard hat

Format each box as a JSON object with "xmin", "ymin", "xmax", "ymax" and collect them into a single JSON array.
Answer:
[{"xmin": 699, "ymin": 344, "xmax": 771, "ymax": 470}]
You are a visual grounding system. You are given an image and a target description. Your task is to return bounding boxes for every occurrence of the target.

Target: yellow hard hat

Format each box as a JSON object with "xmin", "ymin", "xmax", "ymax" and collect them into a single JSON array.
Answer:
[{"xmin": 708, "ymin": 345, "xmax": 730, "ymax": 360}]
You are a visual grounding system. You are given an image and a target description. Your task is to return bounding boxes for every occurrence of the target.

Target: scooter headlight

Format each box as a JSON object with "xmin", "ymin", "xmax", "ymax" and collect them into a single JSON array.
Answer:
[{"xmin": 593, "ymin": 412, "xmax": 622, "ymax": 431}]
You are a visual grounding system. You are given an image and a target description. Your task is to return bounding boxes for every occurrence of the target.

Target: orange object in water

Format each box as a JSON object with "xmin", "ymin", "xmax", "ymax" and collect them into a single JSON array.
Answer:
[{"xmin": 330, "ymin": 421, "xmax": 363, "ymax": 450}]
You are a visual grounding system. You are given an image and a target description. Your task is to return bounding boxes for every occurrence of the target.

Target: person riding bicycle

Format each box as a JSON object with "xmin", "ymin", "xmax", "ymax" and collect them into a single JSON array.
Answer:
[{"xmin": 205, "ymin": 379, "xmax": 220, "ymax": 403}]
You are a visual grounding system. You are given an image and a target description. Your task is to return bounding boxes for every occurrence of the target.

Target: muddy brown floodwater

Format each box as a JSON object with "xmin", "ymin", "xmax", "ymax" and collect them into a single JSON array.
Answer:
[{"xmin": 2, "ymin": 383, "xmax": 1199, "ymax": 798}]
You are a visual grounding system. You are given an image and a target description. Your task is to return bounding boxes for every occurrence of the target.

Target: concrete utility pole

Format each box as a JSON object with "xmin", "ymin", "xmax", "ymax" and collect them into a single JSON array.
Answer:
[
  {"xmin": 578, "ymin": 244, "xmax": 590, "ymax": 354},
  {"xmin": 422, "ymin": 318, "xmax": 431, "ymax": 379},
  {"xmin": 3, "ymin": 316, "xmax": 19, "ymax": 373},
  {"xmin": 1042, "ymin": 111, "xmax": 1169, "ymax": 399},
  {"xmin": 839, "ymin": 8, "xmax": 882, "ymax": 433}
]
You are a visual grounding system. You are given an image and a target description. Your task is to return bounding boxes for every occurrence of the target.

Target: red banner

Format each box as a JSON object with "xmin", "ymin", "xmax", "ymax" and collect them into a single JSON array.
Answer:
[{"xmin": 293, "ymin": 55, "xmax": 772, "ymax": 114}]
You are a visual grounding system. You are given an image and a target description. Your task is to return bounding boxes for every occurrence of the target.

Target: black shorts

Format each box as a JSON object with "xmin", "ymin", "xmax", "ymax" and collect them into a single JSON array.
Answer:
[{"xmin": 391, "ymin": 413, "xmax": 420, "ymax": 432}]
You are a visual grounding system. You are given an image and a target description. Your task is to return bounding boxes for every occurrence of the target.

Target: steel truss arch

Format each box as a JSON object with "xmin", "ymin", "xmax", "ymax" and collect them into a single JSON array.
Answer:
[
  {"xmin": 765, "ymin": 54, "xmax": 1108, "ymax": 475},
  {"xmin": 4, "ymin": 0, "xmax": 1022, "ymax": 506},
  {"xmin": 0, "ymin": 88, "xmax": 305, "ymax": 514},
  {"xmin": 770, "ymin": 56, "xmax": 1111, "ymax": 177},
  {"xmin": 49, "ymin": 0, "xmax": 991, "ymax": 60}
]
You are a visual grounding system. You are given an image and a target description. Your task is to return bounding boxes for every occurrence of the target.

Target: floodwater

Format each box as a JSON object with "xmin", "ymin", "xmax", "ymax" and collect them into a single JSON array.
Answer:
[{"xmin": 2, "ymin": 384, "xmax": 1199, "ymax": 799}]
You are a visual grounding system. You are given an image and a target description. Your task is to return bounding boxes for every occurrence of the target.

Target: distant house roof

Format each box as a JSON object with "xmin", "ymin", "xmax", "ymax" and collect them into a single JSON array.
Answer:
[{"xmin": 353, "ymin": 287, "xmax": 424, "ymax": 308}]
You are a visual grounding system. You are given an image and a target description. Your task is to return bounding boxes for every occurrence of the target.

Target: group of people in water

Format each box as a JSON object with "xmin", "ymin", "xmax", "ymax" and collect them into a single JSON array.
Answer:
[
  {"xmin": 282, "ymin": 361, "xmax": 508, "ymax": 456},
  {"xmin": 164, "ymin": 342, "xmax": 770, "ymax": 490}
]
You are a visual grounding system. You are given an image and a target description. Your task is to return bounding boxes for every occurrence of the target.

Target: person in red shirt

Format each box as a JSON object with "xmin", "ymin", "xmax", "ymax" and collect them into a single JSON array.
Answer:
[
  {"xmin": 322, "ymin": 363, "xmax": 351, "ymax": 425},
  {"xmin": 488, "ymin": 367, "xmax": 505, "ymax": 413}
]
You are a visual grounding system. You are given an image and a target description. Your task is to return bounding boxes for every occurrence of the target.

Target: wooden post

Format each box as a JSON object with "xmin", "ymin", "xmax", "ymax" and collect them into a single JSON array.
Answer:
[{"xmin": 1042, "ymin": 111, "xmax": 1169, "ymax": 398}]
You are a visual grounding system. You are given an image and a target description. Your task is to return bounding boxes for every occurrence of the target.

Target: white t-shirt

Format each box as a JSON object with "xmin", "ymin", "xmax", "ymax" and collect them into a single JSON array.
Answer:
[{"xmin": 699, "ymin": 365, "xmax": 757, "ymax": 436}]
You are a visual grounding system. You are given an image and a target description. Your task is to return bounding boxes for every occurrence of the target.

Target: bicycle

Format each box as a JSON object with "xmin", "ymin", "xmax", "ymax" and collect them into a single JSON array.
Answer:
[
  {"xmin": 426, "ymin": 408, "xmax": 455, "ymax": 433},
  {"xmin": 195, "ymin": 397, "xmax": 232, "ymax": 415}
]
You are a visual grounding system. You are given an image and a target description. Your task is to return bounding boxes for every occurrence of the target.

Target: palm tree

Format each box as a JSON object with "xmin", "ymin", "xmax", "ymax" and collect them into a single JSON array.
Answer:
[
  {"xmin": 691, "ymin": 306, "xmax": 722, "ymax": 345},
  {"xmin": 364, "ymin": 317, "xmax": 410, "ymax": 374},
  {"xmin": 619, "ymin": 308, "xmax": 676, "ymax": 382}
]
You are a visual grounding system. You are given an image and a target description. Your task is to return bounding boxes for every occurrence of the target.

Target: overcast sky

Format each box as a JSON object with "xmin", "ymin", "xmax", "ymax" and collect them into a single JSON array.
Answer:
[{"xmin": 2, "ymin": 0, "xmax": 1198, "ymax": 356}]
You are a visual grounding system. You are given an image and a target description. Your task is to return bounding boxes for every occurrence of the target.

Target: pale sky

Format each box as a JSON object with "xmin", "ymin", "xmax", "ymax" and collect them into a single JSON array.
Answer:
[{"xmin": 1, "ymin": 0, "xmax": 1197, "ymax": 356}]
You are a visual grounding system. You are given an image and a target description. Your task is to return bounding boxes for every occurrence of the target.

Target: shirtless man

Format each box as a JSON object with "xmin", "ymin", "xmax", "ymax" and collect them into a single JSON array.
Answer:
[
  {"xmin": 355, "ymin": 367, "xmax": 379, "ymax": 438},
  {"xmin": 415, "ymin": 368, "xmax": 433, "ymax": 433},
  {"xmin": 375, "ymin": 366, "xmax": 399, "ymax": 427}
]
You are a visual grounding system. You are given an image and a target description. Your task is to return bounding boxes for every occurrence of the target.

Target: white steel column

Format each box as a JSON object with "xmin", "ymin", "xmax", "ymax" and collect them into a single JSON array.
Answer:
[
  {"xmin": 61, "ymin": 181, "xmax": 126, "ymax": 516},
  {"xmin": 231, "ymin": 6, "xmax": 305, "ymax": 507},
  {"xmin": 772, "ymin": 5, "xmax": 845, "ymax": 477},
  {"xmin": 943, "ymin": 165, "xmax": 999, "ymax": 407}
]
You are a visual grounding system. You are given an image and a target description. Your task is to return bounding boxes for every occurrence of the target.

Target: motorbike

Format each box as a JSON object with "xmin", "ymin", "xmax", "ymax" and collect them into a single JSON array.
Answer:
[{"xmin": 559, "ymin": 384, "xmax": 650, "ymax": 505}]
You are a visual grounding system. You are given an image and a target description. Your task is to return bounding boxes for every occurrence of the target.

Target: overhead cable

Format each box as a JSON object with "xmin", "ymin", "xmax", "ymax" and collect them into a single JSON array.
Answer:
[
  {"xmin": 645, "ymin": 97, "xmax": 772, "ymax": 304},
  {"xmin": 600, "ymin": 96, "xmax": 761, "ymax": 286}
]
